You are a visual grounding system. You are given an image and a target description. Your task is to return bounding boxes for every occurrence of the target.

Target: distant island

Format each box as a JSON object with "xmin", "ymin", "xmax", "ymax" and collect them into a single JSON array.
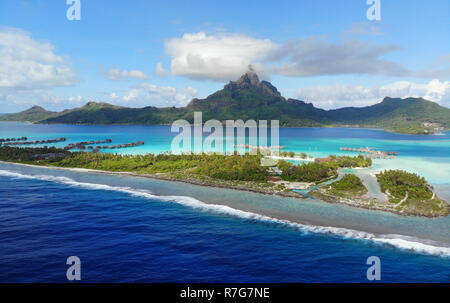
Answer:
[
  {"xmin": 0, "ymin": 145, "xmax": 447, "ymax": 217},
  {"xmin": 1, "ymin": 71, "xmax": 449, "ymax": 135}
]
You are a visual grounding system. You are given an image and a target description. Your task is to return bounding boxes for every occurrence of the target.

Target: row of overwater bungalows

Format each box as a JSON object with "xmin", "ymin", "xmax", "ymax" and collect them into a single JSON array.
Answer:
[
  {"xmin": 339, "ymin": 146, "xmax": 398, "ymax": 159},
  {"xmin": 1, "ymin": 137, "xmax": 66, "ymax": 146}
]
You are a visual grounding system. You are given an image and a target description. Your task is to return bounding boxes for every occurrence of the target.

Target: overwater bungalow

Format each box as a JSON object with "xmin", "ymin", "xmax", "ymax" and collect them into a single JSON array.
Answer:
[
  {"xmin": 0, "ymin": 136, "xmax": 27, "ymax": 142},
  {"xmin": 4, "ymin": 137, "xmax": 66, "ymax": 146}
]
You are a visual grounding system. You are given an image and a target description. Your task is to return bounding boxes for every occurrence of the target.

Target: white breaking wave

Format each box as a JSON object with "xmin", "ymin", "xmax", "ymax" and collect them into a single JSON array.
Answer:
[{"xmin": 1, "ymin": 169, "xmax": 449, "ymax": 258}]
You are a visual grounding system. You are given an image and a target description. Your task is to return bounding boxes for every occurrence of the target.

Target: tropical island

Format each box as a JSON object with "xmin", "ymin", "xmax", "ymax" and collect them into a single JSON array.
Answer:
[
  {"xmin": 314, "ymin": 174, "xmax": 369, "ymax": 199},
  {"xmin": 0, "ymin": 145, "xmax": 447, "ymax": 217},
  {"xmin": 1, "ymin": 71, "xmax": 449, "ymax": 135}
]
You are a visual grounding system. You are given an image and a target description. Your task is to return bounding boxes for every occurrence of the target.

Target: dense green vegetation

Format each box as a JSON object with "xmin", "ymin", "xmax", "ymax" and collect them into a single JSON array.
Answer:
[
  {"xmin": 0, "ymin": 146, "xmax": 71, "ymax": 162},
  {"xmin": 327, "ymin": 155, "xmax": 372, "ymax": 169},
  {"xmin": 2, "ymin": 72, "xmax": 449, "ymax": 134},
  {"xmin": 55, "ymin": 151, "xmax": 267, "ymax": 181},
  {"xmin": 376, "ymin": 170, "xmax": 448, "ymax": 216},
  {"xmin": 377, "ymin": 170, "xmax": 433, "ymax": 201},
  {"xmin": 325, "ymin": 174, "xmax": 368, "ymax": 198},
  {"xmin": 193, "ymin": 154, "xmax": 267, "ymax": 181},
  {"xmin": 279, "ymin": 161, "xmax": 334, "ymax": 182},
  {"xmin": 0, "ymin": 146, "xmax": 370, "ymax": 185},
  {"xmin": 0, "ymin": 146, "xmax": 268, "ymax": 181},
  {"xmin": 330, "ymin": 174, "xmax": 366, "ymax": 191},
  {"xmin": 276, "ymin": 155, "xmax": 371, "ymax": 183},
  {"xmin": 310, "ymin": 174, "xmax": 368, "ymax": 201}
]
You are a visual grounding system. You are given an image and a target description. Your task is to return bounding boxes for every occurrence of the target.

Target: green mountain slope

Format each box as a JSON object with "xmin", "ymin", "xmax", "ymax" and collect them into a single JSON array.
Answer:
[
  {"xmin": 2, "ymin": 72, "xmax": 449, "ymax": 134},
  {"xmin": 329, "ymin": 97, "xmax": 450, "ymax": 134},
  {"xmin": 185, "ymin": 73, "xmax": 328, "ymax": 126},
  {"xmin": 0, "ymin": 106, "xmax": 57, "ymax": 122},
  {"xmin": 40, "ymin": 102, "xmax": 187, "ymax": 125}
]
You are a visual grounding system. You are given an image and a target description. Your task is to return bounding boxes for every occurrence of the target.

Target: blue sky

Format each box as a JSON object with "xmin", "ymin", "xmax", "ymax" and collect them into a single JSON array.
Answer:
[{"xmin": 0, "ymin": 0, "xmax": 449, "ymax": 112}]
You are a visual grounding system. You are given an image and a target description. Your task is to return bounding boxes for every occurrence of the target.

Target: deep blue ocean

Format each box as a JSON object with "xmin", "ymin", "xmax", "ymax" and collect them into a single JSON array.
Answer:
[
  {"xmin": 1, "ymin": 170, "xmax": 449, "ymax": 282},
  {"xmin": 0, "ymin": 123, "xmax": 449, "ymax": 282}
]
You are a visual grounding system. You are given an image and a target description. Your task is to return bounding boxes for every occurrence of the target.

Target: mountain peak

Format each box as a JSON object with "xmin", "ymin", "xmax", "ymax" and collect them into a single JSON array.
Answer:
[
  {"xmin": 223, "ymin": 68, "xmax": 280, "ymax": 97},
  {"xmin": 236, "ymin": 68, "xmax": 260, "ymax": 87},
  {"xmin": 28, "ymin": 105, "xmax": 46, "ymax": 111},
  {"xmin": 83, "ymin": 101, "xmax": 102, "ymax": 107},
  {"xmin": 81, "ymin": 102, "xmax": 122, "ymax": 110}
]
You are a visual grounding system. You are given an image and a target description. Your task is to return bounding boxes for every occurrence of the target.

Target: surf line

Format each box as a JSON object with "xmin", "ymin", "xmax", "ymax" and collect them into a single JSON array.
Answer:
[{"xmin": 0, "ymin": 168, "xmax": 449, "ymax": 258}]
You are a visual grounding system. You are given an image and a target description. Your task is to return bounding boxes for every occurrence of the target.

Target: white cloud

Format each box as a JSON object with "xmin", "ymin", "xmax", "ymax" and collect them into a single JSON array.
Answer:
[
  {"xmin": 132, "ymin": 84, "xmax": 198, "ymax": 107},
  {"xmin": 106, "ymin": 68, "xmax": 149, "ymax": 81},
  {"xmin": 165, "ymin": 32, "xmax": 276, "ymax": 81},
  {"xmin": 154, "ymin": 62, "xmax": 169, "ymax": 77},
  {"xmin": 267, "ymin": 37, "xmax": 407, "ymax": 77},
  {"xmin": 68, "ymin": 95, "xmax": 83, "ymax": 104},
  {"xmin": 0, "ymin": 27, "xmax": 77, "ymax": 89},
  {"xmin": 0, "ymin": 89, "xmax": 86, "ymax": 113},
  {"xmin": 112, "ymin": 84, "xmax": 198, "ymax": 108},
  {"xmin": 295, "ymin": 79, "xmax": 450, "ymax": 109},
  {"xmin": 0, "ymin": 27, "xmax": 79, "ymax": 112},
  {"xmin": 162, "ymin": 32, "xmax": 416, "ymax": 80},
  {"xmin": 109, "ymin": 92, "xmax": 119, "ymax": 100},
  {"xmin": 123, "ymin": 88, "xmax": 140, "ymax": 102}
]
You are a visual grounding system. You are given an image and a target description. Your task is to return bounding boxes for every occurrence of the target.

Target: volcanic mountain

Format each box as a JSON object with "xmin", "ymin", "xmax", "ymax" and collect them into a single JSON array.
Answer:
[{"xmin": 2, "ymin": 71, "xmax": 449, "ymax": 134}]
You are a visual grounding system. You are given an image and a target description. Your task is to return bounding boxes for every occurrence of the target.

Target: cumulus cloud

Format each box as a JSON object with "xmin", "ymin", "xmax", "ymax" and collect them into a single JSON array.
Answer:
[
  {"xmin": 154, "ymin": 62, "xmax": 169, "ymax": 77},
  {"xmin": 295, "ymin": 79, "xmax": 450, "ymax": 109},
  {"xmin": 0, "ymin": 27, "xmax": 77, "ymax": 89},
  {"xmin": 118, "ymin": 84, "xmax": 198, "ymax": 107},
  {"xmin": 123, "ymin": 88, "xmax": 140, "ymax": 102},
  {"xmin": 68, "ymin": 95, "xmax": 83, "ymax": 104},
  {"xmin": 0, "ymin": 27, "xmax": 79, "ymax": 112},
  {"xmin": 0, "ymin": 89, "xmax": 86, "ymax": 113},
  {"xmin": 161, "ymin": 32, "xmax": 415, "ymax": 80},
  {"xmin": 109, "ymin": 92, "xmax": 119, "ymax": 100},
  {"xmin": 165, "ymin": 32, "xmax": 276, "ymax": 81},
  {"xmin": 106, "ymin": 68, "xmax": 149, "ymax": 81},
  {"xmin": 267, "ymin": 37, "xmax": 408, "ymax": 77}
]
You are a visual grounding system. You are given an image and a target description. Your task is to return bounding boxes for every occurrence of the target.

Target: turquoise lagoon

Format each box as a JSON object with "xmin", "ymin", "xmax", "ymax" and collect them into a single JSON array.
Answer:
[{"xmin": 1, "ymin": 122, "xmax": 449, "ymax": 198}]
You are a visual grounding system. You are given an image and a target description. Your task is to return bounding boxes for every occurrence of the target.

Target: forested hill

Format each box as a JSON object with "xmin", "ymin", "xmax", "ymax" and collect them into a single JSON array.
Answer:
[
  {"xmin": 2, "ymin": 72, "xmax": 449, "ymax": 134},
  {"xmin": 0, "ymin": 106, "xmax": 57, "ymax": 122}
]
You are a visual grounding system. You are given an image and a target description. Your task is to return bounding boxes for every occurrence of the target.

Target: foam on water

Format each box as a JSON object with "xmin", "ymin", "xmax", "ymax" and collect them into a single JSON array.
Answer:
[{"xmin": 1, "ymin": 169, "xmax": 449, "ymax": 258}]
